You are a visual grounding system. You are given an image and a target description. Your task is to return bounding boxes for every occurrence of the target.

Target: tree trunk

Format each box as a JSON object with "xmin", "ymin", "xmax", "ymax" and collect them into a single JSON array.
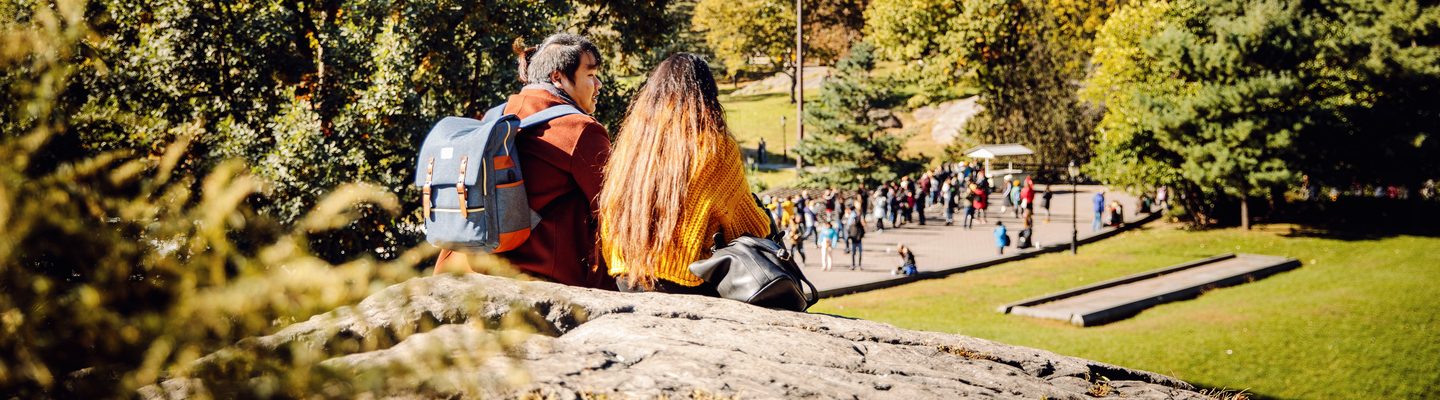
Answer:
[{"xmin": 1240, "ymin": 192, "xmax": 1250, "ymax": 230}]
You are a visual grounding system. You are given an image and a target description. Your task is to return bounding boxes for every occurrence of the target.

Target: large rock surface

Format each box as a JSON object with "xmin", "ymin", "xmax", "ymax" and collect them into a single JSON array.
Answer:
[
  {"xmin": 912, "ymin": 97, "xmax": 984, "ymax": 144},
  {"xmin": 154, "ymin": 274, "xmax": 1207, "ymax": 399},
  {"xmin": 732, "ymin": 67, "xmax": 831, "ymax": 96}
]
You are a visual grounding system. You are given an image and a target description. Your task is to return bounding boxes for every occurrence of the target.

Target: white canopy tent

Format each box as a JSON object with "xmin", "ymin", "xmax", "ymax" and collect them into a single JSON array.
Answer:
[
  {"xmin": 963, "ymin": 144, "xmax": 1035, "ymax": 159},
  {"xmin": 962, "ymin": 144, "xmax": 1036, "ymax": 185}
]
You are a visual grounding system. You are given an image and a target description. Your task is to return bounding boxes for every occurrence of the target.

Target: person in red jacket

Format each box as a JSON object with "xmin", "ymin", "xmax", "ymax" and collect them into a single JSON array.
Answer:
[
  {"xmin": 1020, "ymin": 176, "xmax": 1036, "ymax": 221},
  {"xmin": 435, "ymin": 33, "xmax": 616, "ymax": 290},
  {"xmin": 971, "ymin": 183, "xmax": 989, "ymax": 225}
]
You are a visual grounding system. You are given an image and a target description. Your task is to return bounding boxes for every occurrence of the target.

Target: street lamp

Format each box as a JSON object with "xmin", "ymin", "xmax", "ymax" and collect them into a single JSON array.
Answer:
[
  {"xmin": 794, "ymin": 0, "xmax": 805, "ymax": 169},
  {"xmin": 1068, "ymin": 161, "xmax": 1079, "ymax": 255},
  {"xmin": 780, "ymin": 115, "xmax": 787, "ymax": 160}
]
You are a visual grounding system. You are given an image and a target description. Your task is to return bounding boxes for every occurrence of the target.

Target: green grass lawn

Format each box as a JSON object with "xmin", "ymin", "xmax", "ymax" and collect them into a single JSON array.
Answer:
[
  {"xmin": 813, "ymin": 223, "xmax": 1440, "ymax": 399},
  {"xmin": 745, "ymin": 168, "xmax": 798, "ymax": 192},
  {"xmin": 722, "ymin": 92, "xmax": 813, "ymax": 166}
]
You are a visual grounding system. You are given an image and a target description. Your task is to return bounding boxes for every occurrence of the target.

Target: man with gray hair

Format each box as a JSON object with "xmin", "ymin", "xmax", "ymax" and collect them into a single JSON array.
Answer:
[{"xmin": 435, "ymin": 33, "xmax": 614, "ymax": 290}]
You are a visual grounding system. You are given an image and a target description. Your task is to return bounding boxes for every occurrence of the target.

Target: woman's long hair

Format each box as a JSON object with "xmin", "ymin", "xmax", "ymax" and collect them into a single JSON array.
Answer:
[{"xmin": 598, "ymin": 53, "xmax": 731, "ymax": 289}]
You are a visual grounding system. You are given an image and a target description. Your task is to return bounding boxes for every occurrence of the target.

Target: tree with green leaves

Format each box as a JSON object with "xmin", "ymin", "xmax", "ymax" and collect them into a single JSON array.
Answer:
[
  {"xmin": 862, "ymin": 0, "xmax": 964, "ymax": 105},
  {"xmin": 1082, "ymin": 0, "xmax": 1439, "ymax": 228},
  {"xmin": 1080, "ymin": 0, "xmax": 1192, "ymax": 202},
  {"xmin": 793, "ymin": 42, "xmax": 908, "ymax": 187},
  {"xmin": 0, "ymin": 0, "xmax": 683, "ymax": 395},
  {"xmin": 2, "ymin": 0, "xmax": 669, "ymax": 262},
  {"xmin": 692, "ymin": 0, "xmax": 869, "ymax": 102},
  {"xmin": 1144, "ymin": 0, "xmax": 1312, "ymax": 229},
  {"xmin": 803, "ymin": 0, "xmax": 871, "ymax": 64},
  {"xmin": 1298, "ymin": 0, "xmax": 1440, "ymax": 189},
  {"xmin": 693, "ymin": 0, "xmax": 798, "ymax": 99},
  {"xmin": 944, "ymin": 0, "xmax": 1106, "ymax": 168}
]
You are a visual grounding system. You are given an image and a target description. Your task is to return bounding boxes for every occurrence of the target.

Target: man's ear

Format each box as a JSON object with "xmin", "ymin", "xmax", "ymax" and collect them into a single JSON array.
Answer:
[{"xmin": 549, "ymin": 71, "xmax": 565, "ymax": 85}]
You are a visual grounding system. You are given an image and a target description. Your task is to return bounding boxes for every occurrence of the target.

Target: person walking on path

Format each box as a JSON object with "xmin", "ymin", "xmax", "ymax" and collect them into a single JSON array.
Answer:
[
  {"xmin": 929, "ymin": 172, "xmax": 942, "ymax": 205},
  {"xmin": 1000, "ymin": 179, "xmax": 1014, "ymax": 215},
  {"xmin": 802, "ymin": 192, "xmax": 817, "ymax": 240},
  {"xmin": 841, "ymin": 205, "xmax": 855, "ymax": 254},
  {"xmin": 963, "ymin": 183, "xmax": 977, "ymax": 229},
  {"xmin": 973, "ymin": 183, "xmax": 989, "ymax": 225},
  {"xmin": 435, "ymin": 33, "xmax": 613, "ymax": 290},
  {"xmin": 916, "ymin": 185, "xmax": 928, "ymax": 226},
  {"xmin": 823, "ymin": 187, "xmax": 837, "ymax": 219},
  {"xmin": 921, "ymin": 172, "xmax": 933, "ymax": 207},
  {"xmin": 894, "ymin": 244, "xmax": 918, "ymax": 276},
  {"xmin": 1109, "ymin": 200, "xmax": 1125, "ymax": 227},
  {"xmin": 872, "ymin": 190, "xmax": 888, "ymax": 232},
  {"xmin": 1041, "ymin": 185, "xmax": 1053, "ymax": 222},
  {"xmin": 1092, "ymin": 190, "xmax": 1107, "ymax": 231},
  {"xmin": 904, "ymin": 189, "xmax": 917, "ymax": 225},
  {"xmin": 856, "ymin": 185, "xmax": 870, "ymax": 225},
  {"xmin": 888, "ymin": 185, "xmax": 901, "ymax": 228},
  {"xmin": 1016, "ymin": 218, "xmax": 1034, "ymax": 250},
  {"xmin": 809, "ymin": 200, "xmax": 825, "ymax": 246},
  {"xmin": 598, "ymin": 53, "xmax": 772, "ymax": 294},
  {"xmin": 818, "ymin": 221, "xmax": 838, "ymax": 271},
  {"xmin": 757, "ymin": 138, "xmax": 766, "ymax": 165},
  {"xmin": 1020, "ymin": 177, "xmax": 1035, "ymax": 220},
  {"xmin": 1009, "ymin": 180, "xmax": 1023, "ymax": 218},
  {"xmin": 765, "ymin": 196, "xmax": 780, "ymax": 227},
  {"xmin": 847, "ymin": 208, "xmax": 866, "ymax": 270},
  {"xmin": 783, "ymin": 216, "xmax": 807, "ymax": 264},
  {"xmin": 942, "ymin": 178, "xmax": 956, "ymax": 225},
  {"xmin": 781, "ymin": 196, "xmax": 797, "ymax": 229},
  {"xmin": 993, "ymin": 221, "xmax": 1010, "ymax": 255}
]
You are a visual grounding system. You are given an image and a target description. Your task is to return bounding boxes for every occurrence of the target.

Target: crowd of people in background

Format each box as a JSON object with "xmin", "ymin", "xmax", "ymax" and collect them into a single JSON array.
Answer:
[
  {"xmin": 754, "ymin": 161, "xmax": 1286, "ymax": 275},
  {"xmin": 760, "ymin": 160, "xmax": 1064, "ymax": 274},
  {"xmin": 1296, "ymin": 176, "xmax": 1439, "ymax": 202}
]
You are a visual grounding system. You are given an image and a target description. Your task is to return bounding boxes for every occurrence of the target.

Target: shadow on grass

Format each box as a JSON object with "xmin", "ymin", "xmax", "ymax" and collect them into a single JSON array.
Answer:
[
  {"xmin": 1275, "ymin": 198, "xmax": 1440, "ymax": 241},
  {"xmin": 1151, "ymin": 197, "xmax": 1440, "ymax": 241},
  {"xmin": 722, "ymin": 92, "xmax": 790, "ymax": 104}
]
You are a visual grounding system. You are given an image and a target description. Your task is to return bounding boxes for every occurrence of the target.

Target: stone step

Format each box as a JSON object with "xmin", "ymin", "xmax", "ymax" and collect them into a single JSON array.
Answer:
[{"xmin": 1000, "ymin": 253, "xmax": 1301, "ymax": 326}]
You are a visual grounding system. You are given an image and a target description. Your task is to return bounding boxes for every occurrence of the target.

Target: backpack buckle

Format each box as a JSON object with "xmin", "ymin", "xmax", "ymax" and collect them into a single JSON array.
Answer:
[
  {"xmin": 457, "ymin": 156, "xmax": 469, "ymax": 218},
  {"xmin": 423, "ymin": 157, "xmax": 434, "ymax": 219}
]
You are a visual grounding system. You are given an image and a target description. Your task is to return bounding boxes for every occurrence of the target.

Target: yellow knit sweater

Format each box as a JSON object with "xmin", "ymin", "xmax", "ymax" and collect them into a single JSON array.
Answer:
[{"xmin": 604, "ymin": 139, "xmax": 773, "ymax": 287}]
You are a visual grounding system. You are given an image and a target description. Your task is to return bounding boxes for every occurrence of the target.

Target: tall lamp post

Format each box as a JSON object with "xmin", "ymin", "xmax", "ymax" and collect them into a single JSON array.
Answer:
[
  {"xmin": 794, "ymin": 0, "xmax": 804, "ymax": 169},
  {"xmin": 780, "ymin": 115, "xmax": 787, "ymax": 160},
  {"xmin": 1068, "ymin": 161, "xmax": 1079, "ymax": 255}
]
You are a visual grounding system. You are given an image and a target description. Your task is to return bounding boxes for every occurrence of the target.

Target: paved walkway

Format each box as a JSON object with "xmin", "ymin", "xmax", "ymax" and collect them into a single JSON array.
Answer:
[{"xmin": 790, "ymin": 185, "xmax": 1148, "ymax": 293}]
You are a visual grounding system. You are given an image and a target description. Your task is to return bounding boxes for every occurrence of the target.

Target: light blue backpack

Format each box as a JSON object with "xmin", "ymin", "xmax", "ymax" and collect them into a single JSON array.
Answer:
[{"xmin": 413, "ymin": 103, "xmax": 582, "ymax": 252}]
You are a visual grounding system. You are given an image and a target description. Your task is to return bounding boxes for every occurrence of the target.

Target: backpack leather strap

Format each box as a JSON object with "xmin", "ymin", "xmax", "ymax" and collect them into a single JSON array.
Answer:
[{"xmin": 518, "ymin": 105, "xmax": 584, "ymax": 129}]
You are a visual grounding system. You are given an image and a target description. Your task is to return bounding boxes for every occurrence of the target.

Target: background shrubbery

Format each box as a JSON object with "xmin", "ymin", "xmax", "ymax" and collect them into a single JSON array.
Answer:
[
  {"xmin": 3, "ymin": 0, "xmax": 670, "ymax": 264},
  {"xmin": 0, "ymin": 0, "xmax": 680, "ymax": 396}
]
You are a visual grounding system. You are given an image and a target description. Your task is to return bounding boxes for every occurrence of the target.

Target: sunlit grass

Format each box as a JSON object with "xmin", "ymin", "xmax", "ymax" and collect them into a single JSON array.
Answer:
[
  {"xmin": 745, "ymin": 168, "xmax": 798, "ymax": 192},
  {"xmin": 722, "ymin": 92, "xmax": 813, "ymax": 166},
  {"xmin": 813, "ymin": 223, "xmax": 1440, "ymax": 399}
]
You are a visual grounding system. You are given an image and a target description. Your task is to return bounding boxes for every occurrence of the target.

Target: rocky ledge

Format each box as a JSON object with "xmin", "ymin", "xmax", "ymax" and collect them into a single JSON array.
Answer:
[{"xmin": 148, "ymin": 274, "xmax": 1207, "ymax": 399}]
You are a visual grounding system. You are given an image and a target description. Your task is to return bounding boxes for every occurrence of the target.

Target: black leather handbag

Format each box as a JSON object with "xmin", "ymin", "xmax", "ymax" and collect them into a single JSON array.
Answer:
[{"xmin": 688, "ymin": 232, "xmax": 819, "ymax": 312}]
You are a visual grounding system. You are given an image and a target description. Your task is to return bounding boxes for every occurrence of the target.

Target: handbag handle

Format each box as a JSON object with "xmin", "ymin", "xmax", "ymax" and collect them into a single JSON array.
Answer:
[{"xmin": 779, "ymin": 246, "xmax": 820, "ymax": 306}]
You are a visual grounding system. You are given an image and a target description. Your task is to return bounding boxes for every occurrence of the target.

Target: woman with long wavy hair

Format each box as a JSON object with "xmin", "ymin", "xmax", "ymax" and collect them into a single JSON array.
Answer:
[{"xmin": 598, "ymin": 53, "xmax": 772, "ymax": 293}]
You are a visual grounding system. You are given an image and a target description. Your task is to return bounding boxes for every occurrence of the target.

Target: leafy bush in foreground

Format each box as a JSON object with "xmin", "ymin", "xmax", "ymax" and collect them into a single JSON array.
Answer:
[{"xmin": 0, "ymin": 2, "xmax": 535, "ymax": 396}]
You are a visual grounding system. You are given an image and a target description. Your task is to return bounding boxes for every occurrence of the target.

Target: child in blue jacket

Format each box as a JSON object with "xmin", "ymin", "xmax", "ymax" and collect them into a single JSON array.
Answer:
[{"xmin": 994, "ymin": 221, "xmax": 1010, "ymax": 255}]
